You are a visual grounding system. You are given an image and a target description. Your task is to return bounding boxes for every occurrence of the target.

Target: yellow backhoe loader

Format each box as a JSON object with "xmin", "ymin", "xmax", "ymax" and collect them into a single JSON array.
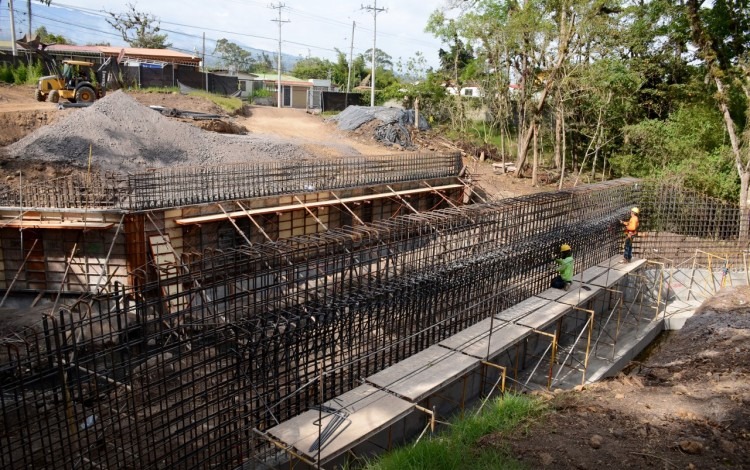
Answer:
[{"xmin": 18, "ymin": 37, "xmax": 116, "ymax": 104}]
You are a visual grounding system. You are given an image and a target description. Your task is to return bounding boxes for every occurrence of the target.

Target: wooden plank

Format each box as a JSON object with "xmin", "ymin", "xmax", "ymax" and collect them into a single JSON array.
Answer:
[
  {"xmin": 1, "ymin": 221, "xmax": 114, "ymax": 230},
  {"xmin": 589, "ymin": 269, "xmax": 628, "ymax": 288},
  {"xmin": 266, "ymin": 384, "xmax": 413, "ymax": 463},
  {"xmin": 495, "ymin": 296, "xmax": 550, "ymax": 323},
  {"xmin": 440, "ymin": 320, "xmax": 531, "ymax": 359},
  {"xmin": 175, "ymin": 184, "xmax": 465, "ymax": 225},
  {"xmin": 535, "ymin": 287, "xmax": 568, "ymax": 301},
  {"xmin": 572, "ymin": 265, "xmax": 609, "ymax": 283},
  {"xmin": 366, "ymin": 345, "xmax": 478, "ymax": 402},
  {"xmin": 516, "ymin": 301, "xmax": 571, "ymax": 330},
  {"xmin": 555, "ymin": 284, "xmax": 602, "ymax": 306},
  {"xmin": 597, "ymin": 256, "xmax": 647, "ymax": 273}
]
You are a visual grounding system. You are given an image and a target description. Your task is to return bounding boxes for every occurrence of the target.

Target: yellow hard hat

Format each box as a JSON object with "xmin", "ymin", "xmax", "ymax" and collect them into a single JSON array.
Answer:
[
  {"xmin": 631, "ymin": 207, "xmax": 640, "ymax": 214},
  {"xmin": 561, "ymin": 244, "xmax": 571, "ymax": 252}
]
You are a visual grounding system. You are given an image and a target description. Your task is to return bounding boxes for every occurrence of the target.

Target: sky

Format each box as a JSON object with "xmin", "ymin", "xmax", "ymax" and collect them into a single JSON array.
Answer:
[{"xmin": 1, "ymin": 0, "xmax": 454, "ymax": 71}]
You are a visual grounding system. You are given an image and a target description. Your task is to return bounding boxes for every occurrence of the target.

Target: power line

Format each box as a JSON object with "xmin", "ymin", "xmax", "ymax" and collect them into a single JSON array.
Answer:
[{"xmin": 5, "ymin": 1, "xmax": 436, "ymax": 71}]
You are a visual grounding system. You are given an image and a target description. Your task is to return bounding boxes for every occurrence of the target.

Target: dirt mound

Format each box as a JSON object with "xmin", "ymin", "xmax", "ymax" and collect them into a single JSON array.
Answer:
[
  {"xmin": 3, "ymin": 91, "xmax": 316, "ymax": 174},
  {"xmin": 504, "ymin": 286, "xmax": 750, "ymax": 469}
]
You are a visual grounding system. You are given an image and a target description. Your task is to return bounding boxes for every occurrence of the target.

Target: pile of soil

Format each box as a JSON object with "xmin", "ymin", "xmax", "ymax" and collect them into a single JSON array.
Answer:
[
  {"xmin": 2, "ymin": 91, "xmax": 317, "ymax": 174},
  {"xmin": 497, "ymin": 286, "xmax": 750, "ymax": 469}
]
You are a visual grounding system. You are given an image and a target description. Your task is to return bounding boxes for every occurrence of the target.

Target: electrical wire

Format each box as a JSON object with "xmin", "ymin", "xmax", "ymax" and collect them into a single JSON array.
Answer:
[{"xmin": 9, "ymin": 1, "xmax": 442, "ymax": 62}]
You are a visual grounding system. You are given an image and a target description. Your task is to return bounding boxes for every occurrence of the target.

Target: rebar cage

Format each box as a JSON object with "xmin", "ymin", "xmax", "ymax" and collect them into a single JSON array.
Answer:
[
  {"xmin": 0, "ymin": 178, "xmax": 745, "ymax": 468},
  {"xmin": 0, "ymin": 152, "xmax": 461, "ymax": 210}
]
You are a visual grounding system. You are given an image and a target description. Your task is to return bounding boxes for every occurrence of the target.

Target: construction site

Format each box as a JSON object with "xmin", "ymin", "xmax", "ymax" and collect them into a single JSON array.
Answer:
[{"xmin": 0, "ymin": 89, "xmax": 748, "ymax": 469}]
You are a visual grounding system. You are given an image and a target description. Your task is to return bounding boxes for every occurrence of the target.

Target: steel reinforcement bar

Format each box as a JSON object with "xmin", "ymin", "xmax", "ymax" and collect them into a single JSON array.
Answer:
[
  {"xmin": 0, "ymin": 152, "xmax": 461, "ymax": 211},
  {"xmin": 1, "ymin": 178, "xmax": 744, "ymax": 469}
]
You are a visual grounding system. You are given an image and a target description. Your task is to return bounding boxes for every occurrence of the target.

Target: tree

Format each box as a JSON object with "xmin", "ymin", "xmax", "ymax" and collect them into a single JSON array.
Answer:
[
  {"xmin": 685, "ymin": 0, "xmax": 750, "ymax": 233},
  {"xmin": 33, "ymin": 26, "xmax": 70, "ymax": 45},
  {"xmin": 105, "ymin": 2, "xmax": 172, "ymax": 49},
  {"xmin": 426, "ymin": 13, "xmax": 479, "ymax": 134},
  {"xmin": 362, "ymin": 48, "xmax": 394, "ymax": 70},
  {"xmin": 214, "ymin": 39, "xmax": 254, "ymax": 73},
  {"xmin": 250, "ymin": 52, "xmax": 274, "ymax": 74},
  {"xmin": 291, "ymin": 57, "xmax": 333, "ymax": 80},
  {"xmin": 27, "ymin": 1, "xmax": 52, "ymax": 37}
]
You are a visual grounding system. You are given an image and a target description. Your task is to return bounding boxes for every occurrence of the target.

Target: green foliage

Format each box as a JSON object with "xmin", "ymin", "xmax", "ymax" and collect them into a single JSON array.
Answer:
[
  {"xmin": 2, "ymin": 61, "xmax": 44, "ymax": 85},
  {"xmin": 0, "ymin": 63, "xmax": 14, "ymax": 83},
  {"xmin": 214, "ymin": 39, "xmax": 254, "ymax": 73},
  {"xmin": 105, "ymin": 2, "xmax": 172, "ymax": 49},
  {"xmin": 382, "ymin": 71, "xmax": 448, "ymax": 123},
  {"xmin": 34, "ymin": 26, "xmax": 71, "ymax": 45},
  {"xmin": 291, "ymin": 57, "xmax": 333, "ymax": 80},
  {"xmin": 611, "ymin": 104, "xmax": 739, "ymax": 200},
  {"xmin": 141, "ymin": 86, "xmax": 180, "ymax": 94},
  {"xmin": 365, "ymin": 394, "xmax": 545, "ymax": 470},
  {"xmin": 249, "ymin": 53, "xmax": 274, "ymax": 74},
  {"xmin": 252, "ymin": 88, "xmax": 272, "ymax": 99}
]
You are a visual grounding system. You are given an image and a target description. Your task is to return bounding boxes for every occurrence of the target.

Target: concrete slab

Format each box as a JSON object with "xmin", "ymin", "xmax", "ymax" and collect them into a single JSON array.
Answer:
[
  {"xmin": 366, "ymin": 345, "xmax": 478, "ymax": 402},
  {"xmin": 440, "ymin": 320, "xmax": 531, "ymax": 359},
  {"xmin": 586, "ymin": 318, "xmax": 664, "ymax": 383},
  {"xmin": 663, "ymin": 298, "xmax": 702, "ymax": 330},
  {"xmin": 266, "ymin": 384, "xmax": 414, "ymax": 464}
]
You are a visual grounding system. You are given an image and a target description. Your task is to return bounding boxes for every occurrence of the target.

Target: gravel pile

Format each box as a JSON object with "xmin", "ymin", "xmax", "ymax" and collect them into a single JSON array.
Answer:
[
  {"xmin": 4, "ymin": 91, "xmax": 317, "ymax": 173},
  {"xmin": 328, "ymin": 106, "xmax": 429, "ymax": 149}
]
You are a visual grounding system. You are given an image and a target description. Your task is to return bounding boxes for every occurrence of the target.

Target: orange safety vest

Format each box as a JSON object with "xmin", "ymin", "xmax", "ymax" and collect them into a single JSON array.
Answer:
[{"xmin": 624, "ymin": 215, "xmax": 639, "ymax": 235}]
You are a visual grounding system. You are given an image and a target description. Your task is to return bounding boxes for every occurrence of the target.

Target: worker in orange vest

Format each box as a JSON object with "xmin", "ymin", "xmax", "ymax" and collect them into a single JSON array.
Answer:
[{"xmin": 621, "ymin": 207, "xmax": 640, "ymax": 263}]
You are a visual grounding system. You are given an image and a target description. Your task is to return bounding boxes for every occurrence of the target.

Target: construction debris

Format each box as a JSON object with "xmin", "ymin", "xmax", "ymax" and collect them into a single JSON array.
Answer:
[
  {"xmin": 149, "ymin": 105, "xmax": 248, "ymax": 134},
  {"xmin": 329, "ymin": 106, "xmax": 429, "ymax": 149}
]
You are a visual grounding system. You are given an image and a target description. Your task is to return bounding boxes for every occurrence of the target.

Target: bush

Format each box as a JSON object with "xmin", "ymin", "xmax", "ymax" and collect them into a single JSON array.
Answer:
[
  {"xmin": 252, "ymin": 88, "xmax": 272, "ymax": 99},
  {"xmin": 0, "ymin": 63, "xmax": 13, "ymax": 83},
  {"xmin": 11, "ymin": 64, "xmax": 27, "ymax": 84}
]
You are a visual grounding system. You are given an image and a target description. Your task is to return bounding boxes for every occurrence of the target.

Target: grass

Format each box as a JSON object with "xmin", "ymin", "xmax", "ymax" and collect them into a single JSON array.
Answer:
[
  {"xmin": 140, "ymin": 86, "xmax": 180, "ymax": 94},
  {"xmin": 188, "ymin": 90, "xmax": 244, "ymax": 114},
  {"xmin": 362, "ymin": 394, "xmax": 546, "ymax": 470}
]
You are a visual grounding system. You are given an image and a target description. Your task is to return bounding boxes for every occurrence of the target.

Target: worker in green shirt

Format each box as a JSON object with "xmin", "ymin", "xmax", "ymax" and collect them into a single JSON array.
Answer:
[{"xmin": 551, "ymin": 244, "xmax": 574, "ymax": 290}]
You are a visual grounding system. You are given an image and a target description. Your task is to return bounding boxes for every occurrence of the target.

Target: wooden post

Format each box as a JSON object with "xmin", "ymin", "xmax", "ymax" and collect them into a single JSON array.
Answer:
[{"xmin": 414, "ymin": 98, "xmax": 420, "ymax": 130}]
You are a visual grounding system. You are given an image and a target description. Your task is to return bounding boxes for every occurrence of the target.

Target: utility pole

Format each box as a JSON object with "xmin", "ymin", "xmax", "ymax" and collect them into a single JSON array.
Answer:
[
  {"xmin": 203, "ymin": 32, "xmax": 208, "ymax": 92},
  {"xmin": 26, "ymin": 0, "xmax": 31, "ymax": 37},
  {"xmin": 270, "ymin": 2, "xmax": 290, "ymax": 108},
  {"xmin": 9, "ymin": 0, "xmax": 18, "ymax": 56},
  {"xmin": 362, "ymin": 1, "xmax": 385, "ymax": 107},
  {"xmin": 346, "ymin": 21, "xmax": 355, "ymax": 95}
]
